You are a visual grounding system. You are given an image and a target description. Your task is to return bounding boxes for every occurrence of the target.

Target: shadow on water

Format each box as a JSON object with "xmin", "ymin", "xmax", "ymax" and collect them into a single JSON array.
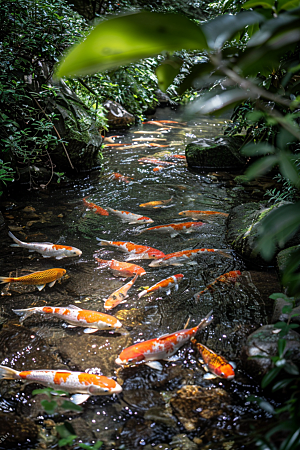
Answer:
[{"xmin": 0, "ymin": 108, "xmax": 281, "ymax": 449}]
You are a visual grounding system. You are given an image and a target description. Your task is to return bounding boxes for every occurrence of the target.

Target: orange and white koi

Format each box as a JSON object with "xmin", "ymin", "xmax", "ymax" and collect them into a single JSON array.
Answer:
[
  {"xmin": 96, "ymin": 238, "xmax": 165, "ymax": 261},
  {"xmin": 139, "ymin": 197, "xmax": 173, "ymax": 209},
  {"xmin": 109, "ymin": 173, "xmax": 133, "ymax": 183},
  {"xmin": 94, "ymin": 257, "xmax": 146, "ymax": 277},
  {"xmin": 0, "ymin": 268, "xmax": 66, "ymax": 291},
  {"xmin": 138, "ymin": 221, "xmax": 205, "ymax": 238},
  {"xmin": 0, "ymin": 366, "xmax": 122, "ymax": 405},
  {"xmin": 191, "ymin": 338, "xmax": 235, "ymax": 380},
  {"xmin": 179, "ymin": 210, "xmax": 229, "ymax": 221},
  {"xmin": 138, "ymin": 157, "xmax": 174, "ymax": 166},
  {"xmin": 104, "ymin": 274, "xmax": 138, "ymax": 310},
  {"xmin": 149, "ymin": 248, "xmax": 231, "ymax": 268},
  {"xmin": 8, "ymin": 231, "xmax": 82, "ymax": 260},
  {"xmin": 138, "ymin": 274, "xmax": 184, "ymax": 299},
  {"xmin": 115, "ymin": 311, "xmax": 213, "ymax": 371},
  {"xmin": 142, "ymin": 120, "xmax": 183, "ymax": 125},
  {"xmin": 13, "ymin": 304, "xmax": 122, "ymax": 333},
  {"xmin": 194, "ymin": 270, "xmax": 242, "ymax": 301},
  {"xmin": 105, "ymin": 207, "xmax": 153, "ymax": 224},
  {"xmin": 83, "ymin": 197, "xmax": 109, "ymax": 216}
]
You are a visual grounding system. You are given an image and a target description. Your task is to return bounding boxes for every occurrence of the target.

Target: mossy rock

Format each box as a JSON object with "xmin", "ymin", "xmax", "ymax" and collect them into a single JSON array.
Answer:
[
  {"xmin": 226, "ymin": 201, "xmax": 300, "ymax": 265},
  {"xmin": 185, "ymin": 135, "xmax": 246, "ymax": 170}
]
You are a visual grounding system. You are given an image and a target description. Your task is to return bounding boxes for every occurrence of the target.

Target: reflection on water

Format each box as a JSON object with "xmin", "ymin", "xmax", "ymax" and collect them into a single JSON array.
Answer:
[{"xmin": 0, "ymin": 108, "xmax": 280, "ymax": 449}]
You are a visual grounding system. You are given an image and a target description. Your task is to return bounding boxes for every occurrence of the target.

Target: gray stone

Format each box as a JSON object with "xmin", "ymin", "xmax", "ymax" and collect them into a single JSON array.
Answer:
[
  {"xmin": 103, "ymin": 100, "xmax": 135, "ymax": 129},
  {"xmin": 272, "ymin": 297, "xmax": 300, "ymax": 325}
]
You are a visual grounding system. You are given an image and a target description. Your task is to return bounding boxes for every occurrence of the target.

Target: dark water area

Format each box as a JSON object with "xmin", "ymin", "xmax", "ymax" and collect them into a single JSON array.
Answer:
[{"xmin": 0, "ymin": 107, "xmax": 281, "ymax": 449}]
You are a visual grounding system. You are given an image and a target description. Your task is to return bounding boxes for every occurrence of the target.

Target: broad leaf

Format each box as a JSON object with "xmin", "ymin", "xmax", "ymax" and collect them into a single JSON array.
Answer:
[
  {"xmin": 55, "ymin": 12, "xmax": 208, "ymax": 78},
  {"xmin": 156, "ymin": 56, "xmax": 183, "ymax": 92},
  {"xmin": 278, "ymin": 0, "xmax": 300, "ymax": 11},
  {"xmin": 269, "ymin": 293, "xmax": 289, "ymax": 300},
  {"xmin": 243, "ymin": 0, "xmax": 275, "ymax": 8},
  {"xmin": 261, "ymin": 367, "xmax": 281, "ymax": 388},
  {"xmin": 40, "ymin": 399, "xmax": 57, "ymax": 414},
  {"xmin": 187, "ymin": 88, "xmax": 251, "ymax": 115},
  {"xmin": 244, "ymin": 155, "xmax": 278, "ymax": 180},
  {"xmin": 61, "ymin": 400, "xmax": 83, "ymax": 412},
  {"xmin": 241, "ymin": 142, "xmax": 275, "ymax": 156},
  {"xmin": 177, "ymin": 61, "xmax": 215, "ymax": 95},
  {"xmin": 277, "ymin": 339, "xmax": 286, "ymax": 357}
]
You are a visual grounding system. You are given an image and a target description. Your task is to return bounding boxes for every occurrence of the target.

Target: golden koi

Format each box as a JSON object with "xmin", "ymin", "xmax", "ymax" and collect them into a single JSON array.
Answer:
[
  {"xmin": 83, "ymin": 197, "xmax": 109, "ymax": 216},
  {"xmin": 138, "ymin": 274, "xmax": 184, "ymax": 299},
  {"xmin": 104, "ymin": 274, "xmax": 138, "ymax": 310},
  {"xmin": 96, "ymin": 238, "xmax": 165, "ymax": 261},
  {"xmin": 139, "ymin": 221, "xmax": 205, "ymax": 238},
  {"xmin": 0, "ymin": 366, "xmax": 122, "ymax": 405},
  {"xmin": 8, "ymin": 231, "xmax": 82, "ymax": 260},
  {"xmin": 149, "ymin": 248, "xmax": 232, "ymax": 268},
  {"xmin": 194, "ymin": 270, "xmax": 241, "ymax": 301},
  {"xmin": 13, "ymin": 304, "xmax": 122, "ymax": 333},
  {"xmin": 179, "ymin": 210, "xmax": 229, "ymax": 220},
  {"xmin": 115, "ymin": 311, "xmax": 213, "ymax": 371},
  {"xmin": 139, "ymin": 197, "xmax": 173, "ymax": 209},
  {"xmin": 191, "ymin": 338, "xmax": 235, "ymax": 380},
  {"xmin": 94, "ymin": 257, "xmax": 146, "ymax": 277},
  {"xmin": 105, "ymin": 207, "xmax": 153, "ymax": 224},
  {"xmin": 0, "ymin": 268, "xmax": 66, "ymax": 291}
]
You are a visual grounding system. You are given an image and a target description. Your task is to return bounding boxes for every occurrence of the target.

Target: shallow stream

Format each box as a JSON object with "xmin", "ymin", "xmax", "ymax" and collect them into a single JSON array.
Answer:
[{"xmin": 0, "ymin": 107, "xmax": 281, "ymax": 449}]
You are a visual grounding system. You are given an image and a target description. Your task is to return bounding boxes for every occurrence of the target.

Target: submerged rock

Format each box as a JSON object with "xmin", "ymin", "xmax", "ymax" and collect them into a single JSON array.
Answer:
[
  {"xmin": 0, "ymin": 412, "xmax": 39, "ymax": 449},
  {"xmin": 185, "ymin": 136, "xmax": 246, "ymax": 171}
]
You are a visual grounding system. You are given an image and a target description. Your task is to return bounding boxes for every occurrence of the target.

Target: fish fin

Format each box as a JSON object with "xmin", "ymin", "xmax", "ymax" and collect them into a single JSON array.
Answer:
[
  {"xmin": 170, "ymin": 232, "xmax": 179, "ymax": 238},
  {"xmin": 36, "ymin": 284, "xmax": 46, "ymax": 291},
  {"xmin": 199, "ymin": 358, "xmax": 204, "ymax": 364},
  {"xmin": 175, "ymin": 284, "xmax": 179, "ymax": 291},
  {"xmin": 203, "ymin": 372, "xmax": 217, "ymax": 380},
  {"xmin": 55, "ymin": 256, "xmax": 64, "ymax": 260},
  {"xmin": 47, "ymin": 280, "xmax": 56, "ymax": 288},
  {"xmin": 187, "ymin": 261, "xmax": 198, "ymax": 265},
  {"xmin": 8, "ymin": 231, "xmax": 22, "ymax": 245},
  {"xmin": 164, "ymin": 355, "xmax": 180, "ymax": 362},
  {"xmin": 42, "ymin": 255, "xmax": 52, "ymax": 258},
  {"xmin": 138, "ymin": 290, "xmax": 147, "ymax": 299},
  {"xmin": 67, "ymin": 325, "xmax": 77, "ymax": 328},
  {"xmin": 83, "ymin": 328, "xmax": 99, "ymax": 334},
  {"xmin": 12, "ymin": 308, "xmax": 36, "ymax": 322},
  {"xmin": 166, "ymin": 289, "xmax": 171, "ymax": 295},
  {"xmin": 171, "ymin": 263, "xmax": 184, "ymax": 266},
  {"xmin": 67, "ymin": 304, "xmax": 81, "ymax": 310},
  {"xmin": 10, "ymin": 243, "xmax": 21, "ymax": 247},
  {"xmin": 70, "ymin": 394, "xmax": 90, "ymax": 405},
  {"xmin": 218, "ymin": 250, "xmax": 233, "ymax": 259},
  {"xmin": 229, "ymin": 361, "xmax": 236, "ymax": 369},
  {"xmin": 28, "ymin": 249, "xmax": 36, "ymax": 252},
  {"xmin": 145, "ymin": 361, "xmax": 163, "ymax": 371},
  {"xmin": 0, "ymin": 365, "xmax": 19, "ymax": 380}
]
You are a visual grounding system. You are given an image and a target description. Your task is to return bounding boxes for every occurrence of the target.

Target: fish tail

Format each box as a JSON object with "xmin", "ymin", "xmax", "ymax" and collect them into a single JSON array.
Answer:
[
  {"xmin": 12, "ymin": 308, "xmax": 37, "ymax": 322},
  {"xmin": 0, "ymin": 365, "xmax": 19, "ymax": 380},
  {"xmin": 0, "ymin": 276, "xmax": 14, "ymax": 284},
  {"xmin": 218, "ymin": 250, "xmax": 233, "ymax": 259},
  {"xmin": 196, "ymin": 310, "xmax": 214, "ymax": 334},
  {"xmin": 96, "ymin": 238, "xmax": 109, "ymax": 246},
  {"xmin": 8, "ymin": 231, "xmax": 23, "ymax": 247},
  {"xmin": 138, "ymin": 290, "xmax": 147, "ymax": 299}
]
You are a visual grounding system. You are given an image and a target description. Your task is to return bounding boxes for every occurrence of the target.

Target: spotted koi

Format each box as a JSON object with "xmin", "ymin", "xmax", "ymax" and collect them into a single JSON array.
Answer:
[
  {"xmin": 0, "ymin": 268, "xmax": 66, "ymax": 291},
  {"xmin": 13, "ymin": 304, "xmax": 122, "ymax": 333},
  {"xmin": 83, "ymin": 197, "xmax": 109, "ymax": 216},
  {"xmin": 8, "ymin": 231, "xmax": 82, "ymax": 260},
  {"xmin": 138, "ymin": 274, "xmax": 184, "ymax": 299},
  {"xmin": 149, "ymin": 248, "xmax": 232, "ymax": 268},
  {"xmin": 105, "ymin": 207, "xmax": 153, "ymax": 224},
  {"xmin": 194, "ymin": 270, "xmax": 241, "ymax": 301},
  {"xmin": 0, "ymin": 366, "xmax": 122, "ymax": 404},
  {"xmin": 138, "ymin": 221, "xmax": 205, "ymax": 238},
  {"xmin": 191, "ymin": 338, "xmax": 235, "ymax": 380},
  {"xmin": 94, "ymin": 257, "xmax": 146, "ymax": 277},
  {"xmin": 96, "ymin": 238, "xmax": 165, "ymax": 261},
  {"xmin": 104, "ymin": 274, "xmax": 138, "ymax": 310}
]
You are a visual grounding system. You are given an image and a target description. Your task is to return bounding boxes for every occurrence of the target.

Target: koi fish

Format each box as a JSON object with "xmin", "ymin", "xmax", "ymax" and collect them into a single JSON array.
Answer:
[
  {"xmin": 83, "ymin": 197, "xmax": 109, "ymax": 216},
  {"xmin": 138, "ymin": 221, "xmax": 205, "ymax": 238},
  {"xmin": 0, "ymin": 366, "xmax": 122, "ymax": 405},
  {"xmin": 109, "ymin": 173, "xmax": 133, "ymax": 183},
  {"xmin": 139, "ymin": 198, "xmax": 173, "ymax": 209},
  {"xmin": 0, "ymin": 268, "xmax": 66, "ymax": 291},
  {"xmin": 104, "ymin": 274, "xmax": 138, "ymax": 310},
  {"xmin": 133, "ymin": 131, "xmax": 163, "ymax": 135},
  {"xmin": 94, "ymin": 257, "xmax": 146, "ymax": 277},
  {"xmin": 105, "ymin": 207, "xmax": 153, "ymax": 224},
  {"xmin": 13, "ymin": 304, "xmax": 122, "ymax": 333},
  {"xmin": 149, "ymin": 248, "xmax": 232, "ymax": 268},
  {"xmin": 142, "ymin": 120, "xmax": 183, "ymax": 125},
  {"xmin": 133, "ymin": 138, "xmax": 167, "ymax": 142},
  {"xmin": 191, "ymin": 338, "xmax": 235, "ymax": 380},
  {"xmin": 96, "ymin": 238, "xmax": 165, "ymax": 261},
  {"xmin": 8, "ymin": 231, "xmax": 82, "ymax": 260},
  {"xmin": 194, "ymin": 270, "xmax": 241, "ymax": 301},
  {"xmin": 138, "ymin": 274, "xmax": 184, "ymax": 299},
  {"xmin": 171, "ymin": 155, "xmax": 186, "ymax": 160},
  {"xmin": 115, "ymin": 311, "xmax": 213, "ymax": 371},
  {"xmin": 138, "ymin": 157, "xmax": 174, "ymax": 166},
  {"xmin": 179, "ymin": 210, "xmax": 229, "ymax": 220}
]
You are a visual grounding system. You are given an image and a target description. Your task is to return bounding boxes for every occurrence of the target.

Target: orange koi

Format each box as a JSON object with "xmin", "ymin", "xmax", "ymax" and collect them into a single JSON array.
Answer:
[
  {"xmin": 8, "ymin": 231, "xmax": 82, "ymax": 260},
  {"xmin": 96, "ymin": 238, "xmax": 165, "ymax": 261},
  {"xmin": 191, "ymin": 338, "xmax": 235, "ymax": 380},
  {"xmin": 104, "ymin": 274, "xmax": 138, "ymax": 310},
  {"xmin": 104, "ymin": 143, "xmax": 132, "ymax": 147},
  {"xmin": 148, "ymin": 143, "xmax": 170, "ymax": 147},
  {"xmin": 83, "ymin": 197, "xmax": 109, "ymax": 216},
  {"xmin": 94, "ymin": 257, "xmax": 146, "ymax": 277},
  {"xmin": 106, "ymin": 207, "xmax": 153, "ymax": 224},
  {"xmin": 139, "ymin": 197, "xmax": 173, "ymax": 209},
  {"xmin": 109, "ymin": 173, "xmax": 133, "ymax": 183},
  {"xmin": 115, "ymin": 311, "xmax": 213, "ymax": 371},
  {"xmin": 142, "ymin": 120, "xmax": 182, "ymax": 125},
  {"xmin": 149, "ymin": 248, "xmax": 232, "ymax": 268},
  {"xmin": 139, "ymin": 221, "xmax": 205, "ymax": 238},
  {"xmin": 194, "ymin": 270, "xmax": 241, "ymax": 301},
  {"xmin": 171, "ymin": 155, "xmax": 186, "ymax": 160},
  {"xmin": 138, "ymin": 274, "xmax": 184, "ymax": 299},
  {"xmin": 0, "ymin": 268, "xmax": 66, "ymax": 291},
  {"xmin": 138, "ymin": 157, "xmax": 174, "ymax": 165},
  {"xmin": 153, "ymin": 166, "xmax": 164, "ymax": 172},
  {"xmin": 13, "ymin": 304, "xmax": 122, "ymax": 333},
  {"xmin": 0, "ymin": 366, "xmax": 122, "ymax": 404},
  {"xmin": 179, "ymin": 210, "xmax": 229, "ymax": 220}
]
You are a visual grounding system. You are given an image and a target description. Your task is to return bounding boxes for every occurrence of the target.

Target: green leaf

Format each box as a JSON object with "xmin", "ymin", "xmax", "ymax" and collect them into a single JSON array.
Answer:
[
  {"xmin": 244, "ymin": 155, "xmax": 278, "ymax": 180},
  {"xmin": 278, "ymin": 152, "xmax": 300, "ymax": 188},
  {"xmin": 187, "ymin": 88, "xmax": 250, "ymax": 116},
  {"xmin": 243, "ymin": 0, "xmax": 275, "ymax": 8},
  {"xmin": 55, "ymin": 12, "xmax": 208, "ymax": 78},
  {"xmin": 277, "ymin": 339, "xmax": 286, "ymax": 357},
  {"xmin": 40, "ymin": 399, "xmax": 57, "ymax": 414},
  {"xmin": 241, "ymin": 142, "xmax": 275, "ymax": 156},
  {"xmin": 269, "ymin": 293, "xmax": 289, "ymax": 300},
  {"xmin": 272, "ymin": 378, "xmax": 293, "ymax": 391},
  {"xmin": 284, "ymin": 361, "xmax": 300, "ymax": 375},
  {"xmin": 177, "ymin": 61, "xmax": 215, "ymax": 95},
  {"xmin": 61, "ymin": 400, "xmax": 83, "ymax": 412},
  {"xmin": 57, "ymin": 422, "xmax": 76, "ymax": 439},
  {"xmin": 156, "ymin": 56, "xmax": 183, "ymax": 92},
  {"xmin": 262, "ymin": 367, "xmax": 281, "ymax": 388},
  {"xmin": 278, "ymin": 0, "xmax": 300, "ymax": 11},
  {"xmin": 259, "ymin": 400, "xmax": 275, "ymax": 414},
  {"xmin": 280, "ymin": 428, "xmax": 300, "ymax": 450},
  {"xmin": 282, "ymin": 305, "xmax": 293, "ymax": 314},
  {"xmin": 58, "ymin": 436, "xmax": 77, "ymax": 448}
]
